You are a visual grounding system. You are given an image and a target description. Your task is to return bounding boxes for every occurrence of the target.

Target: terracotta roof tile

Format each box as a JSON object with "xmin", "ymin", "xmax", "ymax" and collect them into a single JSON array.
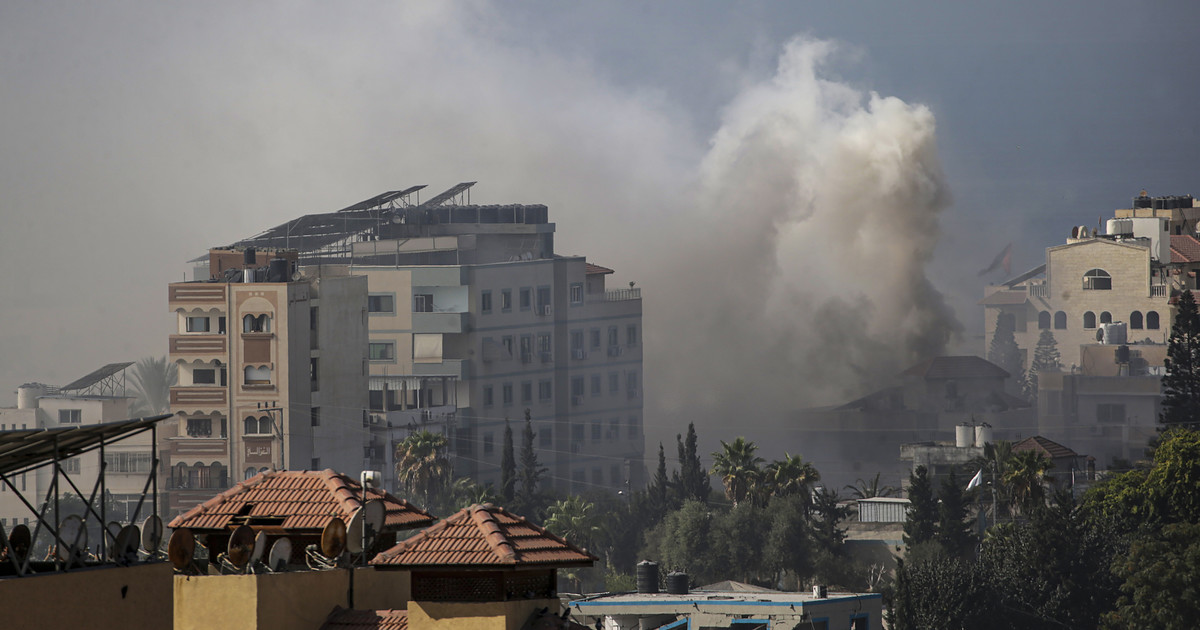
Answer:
[
  {"xmin": 585, "ymin": 263, "xmax": 614, "ymax": 275},
  {"xmin": 321, "ymin": 607, "xmax": 408, "ymax": 630},
  {"xmin": 1012, "ymin": 436, "xmax": 1078, "ymax": 460},
  {"xmin": 168, "ymin": 469, "xmax": 435, "ymax": 533},
  {"xmin": 371, "ymin": 503, "xmax": 595, "ymax": 568},
  {"xmin": 1171, "ymin": 235, "xmax": 1200, "ymax": 263}
]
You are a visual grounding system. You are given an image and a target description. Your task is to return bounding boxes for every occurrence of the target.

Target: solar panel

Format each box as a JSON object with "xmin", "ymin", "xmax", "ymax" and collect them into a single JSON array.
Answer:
[
  {"xmin": 60, "ymin": 362, "xmax": 134, "ymax": 392},
  {"xmin": 420, "ymin": 182, "xmax": 476, "ymax": 207},
  {"xmin": 338, "ymin": 186, "xmax": 427, "ymax": 212},
  {"xmin": 0, "ymin": 416, "xmax": 171, "ymax": 478}
]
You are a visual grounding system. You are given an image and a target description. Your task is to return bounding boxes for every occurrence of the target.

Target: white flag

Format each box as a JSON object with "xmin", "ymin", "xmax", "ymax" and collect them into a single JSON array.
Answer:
[{"xmin": 966, "ymin": 469, "xmax": 983, "ymax": 490}]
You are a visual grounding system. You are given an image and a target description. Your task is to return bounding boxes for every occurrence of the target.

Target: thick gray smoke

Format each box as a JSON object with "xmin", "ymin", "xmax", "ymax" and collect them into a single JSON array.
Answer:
[{"xmin": 649, "ymin": 39, "xmax": 960, "ymax": 428}]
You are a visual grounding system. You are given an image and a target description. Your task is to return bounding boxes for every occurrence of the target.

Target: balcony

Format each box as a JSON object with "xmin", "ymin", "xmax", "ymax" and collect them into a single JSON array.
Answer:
[
  {"xmin": 602, "ymin": 288, "xmax": 641, "ymax": 302},
  {"xmin": 169, "ymin": 334, "xmax": 227, "ymax": 356},
  {"xmin": 169, "ymin": 284, "xmax": 226, "ymax": 305},
  {"xmin": 412, "ymin": 359, "xmax": 468, "ymax": 379},
  {"xmin": 1029, "ymin": 284, "xmax": 1049, "ymax": 298},
  {"xmin": 170, "ymin": 386, "xmax": 227, "ymax": 409},
  {"xmin": 412, "ymin": 312, "xmax": 468, "ymax": 333},
  {"xmin": 1151, "ymin": 284, "xmax": 1168, "ymax": 298}
]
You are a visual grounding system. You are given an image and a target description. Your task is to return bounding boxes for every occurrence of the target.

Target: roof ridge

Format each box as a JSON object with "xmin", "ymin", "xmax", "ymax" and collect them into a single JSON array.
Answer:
[
  {"xmin": 470, "ymin": 504, "xmax": 516, "ymax": 561},
  {"xmin": 318, "ymin": 468, "xmax": 362, "ymax": 517}
]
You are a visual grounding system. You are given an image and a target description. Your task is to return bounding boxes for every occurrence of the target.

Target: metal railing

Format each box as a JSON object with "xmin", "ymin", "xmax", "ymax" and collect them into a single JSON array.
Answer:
[{"xmin": 602, "ymin": 288, "xmax": 641, "ymax": 302}]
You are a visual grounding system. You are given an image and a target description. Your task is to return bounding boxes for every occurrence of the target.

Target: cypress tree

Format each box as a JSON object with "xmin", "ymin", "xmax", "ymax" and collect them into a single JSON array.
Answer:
[
  {"xmin": 988, "ymin": 313, "xmax": 1024, "ymax": 392},
  {"xmin": 500, "ymin": 416, "xmax": 516, "ymax": 503},
  {"xmin": 936, "ymin": 470, "xmax": 975, "ymax": 558},
  {"xmin": 1024, "ymin": 329, "xmax": 1061, "ymax": 403},
  {"xmin": 1162, "ymin": 290, "xmax": 1200, "ymax": 429},
  {"xmin": 676, "ymin": 423, "xmax": 709, "ymax": 503},
  {"xmin": 903, "ymin": 465, "xmax": 937, "ymax": 547},
  {"xmin": 517, "ymin": 408, "xmax": 546, "ymax": 509}
]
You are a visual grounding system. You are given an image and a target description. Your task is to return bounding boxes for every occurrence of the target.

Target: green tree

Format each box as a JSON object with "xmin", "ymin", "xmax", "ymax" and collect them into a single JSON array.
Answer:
[
  {"xmin": 442, "ymin": 477, "xmax": 497, "ymax": 513},
  {"xmin": 1004, "ymin": 450, "xmax": 1052, "ymax": 516},
  {"xmin": 989, "ymin": 313, "xmax": 1025, "ymax": 393},
  {"xmin": 648, "ymin": 443, "xmax": 674, "ymax": 517},
  {"xmin": 642, "ymin": 500, "xmax": 716, "ymax": 582},
  {"xmin": 973, "ymin": 440, "xmax": 1014, "ymax": 521},
  {"xmin": 1107, "ymin": 522, "xmax": 1200, "ymax": 629},
  {"xmin": 394, "ymin": 431, "xmax": 451, "ymax": 508},
  {"xmin": 763, "ymin": 453, "xmax": 820, "ymax": 508},
  {"xmin": 544, "ymin": 495, "xmax": 602, "ymax": 551},
  {"xmin": 936, "ymin": 470, "xmax": 975, "ymax": 558},
  {"xmin": 500, "ymin": 417, "xmax": 516, "ymax": 503},
  {"xmin": 1162, "ymin": 290, "xmax": 1200, "ymax": 429},
  {"xmin": 710, "ymin": 437, "xmax": 763, "ymax": 506},
  {"xmin": 845, "ymin": 472, "xmax": 896, "ymax": 500},
  {"xmin": 128, "ymin": 356, "xmax": 177, "ymax": 417},
  {"xmin": 674, "ymin": 423, "xmax": 709, "ymax": 504},
  {"xmin": 516, "ymin": 409, "xmax": 547, "ymax": 514},
  {"xmin": 1024, "ymin": 329, "xmax": 1061, "ymax": 403},
  {"xmin": 903, "ymin": 466, "xmax": 937, "ymax": 547},
  {"xmin": 891, "ymin": 557, "xmax": 994, "ymax": 630},
  {"xmin": 762, "ymin": 495, "xmax": 814, "ymax": 585}
]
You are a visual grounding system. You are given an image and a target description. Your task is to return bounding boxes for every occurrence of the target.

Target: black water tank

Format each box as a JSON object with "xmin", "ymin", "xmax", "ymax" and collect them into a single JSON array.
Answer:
[
  {"xmin": 666, "ymin": 572, "xmax": 689, "ymax": 595},
  {"xmin": 1116, "ymin": 345, "xmax": 1131, "ymax": 364},
  {"xmin": 268, "ymin": 258, "xmax": 290, "ymax": 282},
  {"xmin": 243, "ymin": 247, "xmax": 256, "ymax": 266},
  {"xmin": 636, "ymin": 561, "xmax": 659, "ymax": 594}
]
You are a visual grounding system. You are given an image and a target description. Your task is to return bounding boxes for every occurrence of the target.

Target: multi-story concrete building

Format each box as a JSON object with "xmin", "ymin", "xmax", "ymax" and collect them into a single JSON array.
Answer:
[
  {"xmin": 164, "ymin": 248, "xmax": 368, "ymax": 516},
  {"xmin": 204, "ymin": 184, "xmax": 646, "ymax": 493}
]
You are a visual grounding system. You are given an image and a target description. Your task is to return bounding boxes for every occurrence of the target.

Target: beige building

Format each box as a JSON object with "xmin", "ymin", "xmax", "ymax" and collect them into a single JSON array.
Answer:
[{"xmin": 164, "ymin": 249, "xmax": 368, "ymax": 517}]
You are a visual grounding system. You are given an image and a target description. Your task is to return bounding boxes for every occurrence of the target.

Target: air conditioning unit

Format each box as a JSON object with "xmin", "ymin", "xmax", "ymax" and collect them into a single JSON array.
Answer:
[
  {"xmin": 369, "ymin": 414, "xmax": 382, "ymax": 425},
  {"xmin": 572, "ymin": 349, "xmax": 587, "ymax": 360},
  {"xmin": 571, "ymin": 395, "xmax": 583, "ymax": 406},
  {"xmin": 538, "ymin": 305, "xmax": 553, "ymax": 316},
  {"xmin": 607, "ymin": 346, "xmax": 623, "ymax": 357}
]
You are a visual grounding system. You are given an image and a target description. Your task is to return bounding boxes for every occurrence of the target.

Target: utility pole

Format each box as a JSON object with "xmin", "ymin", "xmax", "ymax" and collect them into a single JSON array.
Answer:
[{"xmin": 256, "ymin": 401, "xmax": 285, "ymax": 471}]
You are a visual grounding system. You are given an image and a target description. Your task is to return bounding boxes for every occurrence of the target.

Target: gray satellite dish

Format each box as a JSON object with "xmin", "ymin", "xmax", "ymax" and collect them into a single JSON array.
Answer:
[
  {"xmin": 346, "ymin": 507, "xmax": 366, "ymax": 554},
  {"xmin": 141, "ymin": 515, "xmax": 164, "ymax": 553},
  {"xmin": 57, "ymin": 515, "xmax": 87, "ymax": 563},
  {"xmin": 107, "ymin": 521, "xmax": 122, "ymax": 543},
  {"xmin": 267, "ymin": 537, "xmax": 292, "ymax": 572},
  {"xmin": 362, "ymin": 499, "xmax": 385, "ymax": 550},
  {"xmin": 250, "ymin": 531, "xmax": 268, "ymax": 565},
  {"xmin": 113, "ymin": 525, "xmax": 140, "ymax": 564}
]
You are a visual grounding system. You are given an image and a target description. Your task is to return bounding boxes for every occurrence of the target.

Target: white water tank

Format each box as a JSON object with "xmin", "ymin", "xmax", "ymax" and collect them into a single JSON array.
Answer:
[
  {"xmin": 16, "ymin": 383, "xmax": 49, "ymax": 410},
  {"xmin": 975, "ymin": 423, "xmax": 994, "ymax": 447},
  {"xmin": 1101, "ymin": 322, "xmax": 1128, "ymax": 345},
  {"xmin": 1106, "ymin": 218, "xmax": 1133, "ymax": 237},
  {"xmin": 956, "ymin": 423, "xmax": 974, "ymax": 448}
]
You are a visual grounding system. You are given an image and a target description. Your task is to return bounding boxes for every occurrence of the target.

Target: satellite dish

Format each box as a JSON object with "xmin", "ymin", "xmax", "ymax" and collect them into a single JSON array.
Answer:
[
  {"xmin": 321, "ymin": 518, "xmax": 347, "ymax": 558},
  {"xmin": 167, "ymin": 528, "xmax": 196, "ymax": 572},
  {"xmin": 267, "ymin": 537, "xmax": 292, "ymax": 572},
  {"xmin": 141, "ymin": 515, "xmax": 164, "ymax": 553},
  {"xmin": 57, "ymin": 515, "xmax": 87, "ymax": 563},
  {"xmin": 363, "ymin": 499, "xmax": 385, "ymax": 550},
  {"xmin": 227, "ymin": 525, "xmax": 255, "ymax": 569},
  {"xmin": 346, "ymin": 508, "xmax": 365, "ymax": 554},
  {"xmin": 113, "ymin": 525, "xmax": 141, "ymax": 564},
  {"xmin": 8, "ymin": 524, "xmax": 31, "ymax": 568},
  {"xmin": 250, "ymin": 531, "xmax": 269, "ymax": 565},
  {"xmin": 107, "ymin": 521, "xmax": 123, "ymax": 542}
]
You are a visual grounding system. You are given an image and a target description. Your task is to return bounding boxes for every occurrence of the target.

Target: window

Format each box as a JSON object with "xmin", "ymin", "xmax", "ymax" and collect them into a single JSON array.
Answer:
[
  {"xmin": 572, "ymin": 424, "xmax": 585, "ymax": 441},
  {"xmin": 1097, "ymin": 403, "xmax": 1126, "ymax": 424},
  {"xmin": 369, "ymin": 342, "xmax": 395, "ymax": 361},
  {"xmin": 536, "ymin": 287, "xmax": 552, "ymax": 312},
  {"xmin": 311, "ymin": 458, "xmax": 320, "ymax": 470},
  {"xmin": 570, "ymin": 283, "xmax": 583, "ymax": 304},
  {"xmin": 537, "ymin": 334, "xmax": 552, "ymax": 353},
  {"xmin": 311, "ymin": 407, "xmax": 321, "ymax": 427},
  {"xmin": 193, "ymin": 368, "xmax": 216, "ymax": 385},
  {"xmin": 591, "ymin": 422, "xmax": 602, "ymax": 441},
  {"xmin": 242, "ymin": 314, "xmax": 270, "ymax": 333},
  {"xmin": 62, "ymin": 458, "xmax": 80, "ymax": 473},
  {"xmin": 310, "ymin": 307, "xmax": 318, "ymax": 331},
  {"xmin": 502, "ymin": 383, "xmax": 514, "ymax": 406},
  {"xmin": 591, "ymin": 375, "xmax": 602, "ymax": 396},
  {"xmin": 1131, "ymin": 311, "xmax": 1144, "ymax": 329},
  {"xmin": 608, "ymin": 326, "xmax": 619, "ymax": 347},
  {"xmin": 244, "ymin": 366, "xmax": 272, "ymax": 385},
  {"xmin": 260, "ymin": 417, "xmax": 272, "ymax": 434},
  {"xmin": 218, "ymin": 316, "xmax": 227, "ymax": 334},
  {"xmin": 609, "ymin": 372, "xmax": 620, "ymax": 394},
  {"xmin": 627, "ymin": 416, "xmax": 640, "ymax": 439},
  {"xmin": 521, "ymin": 382, "xmax": 533, "ymax": 403},
  {"xmin": 483, "ymin": 432, "xmax": 495, "ymax": 456},
  {"xmin": 945, "ymin": 380, "xmax": 958, "ymax": 399},
  {"xmin": 520, "ymin": 288, "xmax": 532, "ymax": 310},
  {"xmin": 1082, "ymin": 268, "xmax": 1112, "ymax": 290},
  {"xmin": 501, "ymin": 336, "xmax": 514, "ymax": 359},
  {"xmin": 186, "ymin": 316, "xmax": 209, "ymax": 333},
  {"xmin": 1147, "ymin": 311, "xmax": 1161, "ymax": 329},
  {"xmin": 1054, "ymin": 311, "xmax": 1067, "ymax": 330},
  {"xmin": 245, "ymin": 467, "xmax": 256, "ymax": 481},
  {"xmin": 538, "ymin": 380, "xmax": 553, "ymax": 401},
  {"xmin": 1100, "ymin": 311, "xmax": 1112, "ymax": 324},
  {"xmin": 501, "ymin": 289, "xmax": 512, "ymax": 312},
  {"xmin": 520, "ymin": 335, "xmax": 533, "ymax": 363},
  {"xmin": 186, "ymin": 417, "xmax": 212, "ymax": 437},
  {"xmin": 59, "ymin": 409, "xmax": 81, "ymax": 424},
  {"xmin": 368, "ymin": 294, "xmax": 395, "ymax": 313},
  {"xmin": 590, "ymin": 329, "xmax": 601, "ymax": 349},
  {"xmin": 540, "ymin": 426, "xmax": 552, "ymax": 448},
  {"xmin": 413, "ymin": 294, "xmax": 434, "ymax": 313},
  {"xmin": 609, "ymin": 418, "xmax": 620, "ymax": 440},
  {"xmin": 1084, "ymin": 311, "xmax": 1096, "ymax": 329},
  {"xmin": 104, "ymin": 452, "xmax": 152, "ymax": 473},
  {"xmin": 1038, "ymin": 311, "xmax": 1051, "ymax": 330},
  {"xmin": 627, "ymin": 371, "xmax": 639, "ymax": 398},
  {"xmin": 627, "ymin": 325, "xmax": 638, "ymax": 346},
  {"xmin": 592, "ymin": 467, "xmax": 603, "ymax": 485},
  {"xmin": 570, "ymin": 330, "xmax": 584, "ymax": 352},
  {"xmin": 484, "ymin": 386, "xmax": 494, "ymax": 407},
  {"xmin": 481, "ymin": 291, "xmax": 492, "ymax": 314},
  {"xmin": 571, "ymin": 377, "xmax": 585, "ymax": 401}
]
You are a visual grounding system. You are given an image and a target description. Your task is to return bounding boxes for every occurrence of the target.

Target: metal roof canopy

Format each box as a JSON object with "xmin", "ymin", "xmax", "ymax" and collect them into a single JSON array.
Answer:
[
  {"xmin": 338, "ymin": 186, "xmax": 427, "ymax": 212},
  {"xmin": 59, "ymin": 361, "xmax": 133, "ymax": 394},
  {"xmin": 0, "ymin": 415, "xmax": 169, "ymax": 478},
  {"xmin": 419, "ymin": 182, "xmax": 475, "ymax": 207}
]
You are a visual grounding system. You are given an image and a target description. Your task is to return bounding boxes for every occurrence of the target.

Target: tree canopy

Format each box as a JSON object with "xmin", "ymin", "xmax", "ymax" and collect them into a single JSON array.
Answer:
[{"xmin": 1162, "ymin": 290, "xmax": 1200, "ymax": 429}]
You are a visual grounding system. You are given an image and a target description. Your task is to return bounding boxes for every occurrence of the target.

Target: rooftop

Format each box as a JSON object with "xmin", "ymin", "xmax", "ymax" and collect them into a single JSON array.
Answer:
[
  {"xmin": 168, "ymin": 469, "xmax": 435, "ymax": 532},
  {"xmin": 1170, "ymin": 234, "xmax": 1200, "ymax": 263},
  {"xmin": 902, "ymin": 356, "xmax": 1010, "ymax": 380},
  {"xmin": 569, "ymin": 589, "xmax": 882, "ymax": 612},
  {"xmin": 585, "ymin": 263, "xmax": 614, "ymax": 275},
  {"xmin": 371, "ymin": 503, "xmax": 595, "ymax": 568},
  {"xmin": 320, "ymin": 608, "xmax": 408, "ymax": 630},
  {"xmin": 1012, "ymin": 435, "xmax": 1078, "ymax": 460}
]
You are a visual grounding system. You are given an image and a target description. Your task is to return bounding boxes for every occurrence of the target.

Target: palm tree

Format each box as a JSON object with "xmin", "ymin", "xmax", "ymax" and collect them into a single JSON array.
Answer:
[
  {"xmin": 128, "ymin": 356, "xmax": 177, "ymax": 417},
  {"xmin": 1004, "ymin": 450, "xmax": 1052, "ymax": 516},
  {"xmin": 444, "ymin": 478, "xmax": 497, "ymax": 513},
  {"xmin": 394, "ymin": 431, "xmax": 451, "ymax": 508},
  {"xmin": 845, "ymin": 473, "xmax": 896, "ymax": 500},
  {"xmin": 762, "ymin": 453, "xmax": 820, "ymax": 504},
  {"xmin": 710, "ymin": 437, "xmax": 764, "ymax": 506},
  {"xmin": 971, "ymin": 440, "xmax": 1014, "ymax": 520},
  {"xmin": 543, "ymin": 495, "xmax": 602, "ymax": 551}
]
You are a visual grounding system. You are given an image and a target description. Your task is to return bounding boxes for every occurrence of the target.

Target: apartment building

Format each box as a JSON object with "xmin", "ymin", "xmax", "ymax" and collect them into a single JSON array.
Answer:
[
  {"xmin": 165, "ymin": 248, "xmax": 368, "ymax": 517},
  {"xmin": 205, "ymin": 184, "xmax": 646, "ymax": 493}
]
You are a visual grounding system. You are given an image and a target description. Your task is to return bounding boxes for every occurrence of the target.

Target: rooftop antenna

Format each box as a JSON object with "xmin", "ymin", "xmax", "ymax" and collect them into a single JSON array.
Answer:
[
  {"xmin": 266, "ymin": 536, "xmax": 292, "ymax": 572},
  {"xmin": 224, "ymin": 525, "xmax": 256, "ymax": 573},
  {"xmin": 167, "ymin": 528, "xmax": 196, "ymax": 574},
  {"xmin": 141, "ymin": 515, "xmax": 164, "ymax": 557}
]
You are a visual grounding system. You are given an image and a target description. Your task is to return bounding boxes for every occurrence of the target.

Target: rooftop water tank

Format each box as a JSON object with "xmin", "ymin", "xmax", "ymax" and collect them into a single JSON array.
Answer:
[
  {"xmin": 16, "ymin": 383, "xmax": 49, "ymax": 410},
  {"xmin": 975, "ymin": 423, "xmax": 994, "ymax": 448},
  {"xmin": 956, "ymin": 423, "xmax": 974, "ymax": 448},
  {"xmin": 636, "ymin": 561, "xmax": 659, "ymax": 594}
]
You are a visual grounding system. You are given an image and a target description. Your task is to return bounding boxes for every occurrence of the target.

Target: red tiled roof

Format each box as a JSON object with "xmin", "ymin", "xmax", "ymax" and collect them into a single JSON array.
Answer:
[
  {"xmin": 1013, "ymin": 436, "xmax": 1078, "ymax": 460},
  {"xmin": 902, "ymin": 356, "xmax": 1010, "ymax": 380},
  {"xmin": 321, "ymin": 608, "xmax": 407, "ymax": 630},
  {"xmin": 1171, "ymin": 235, "xmax": 1200, "ymax": 263},
  {"xmin": 371, "ymin": 503, "xmax": 596, "ymax": 568},
  {"xmin": 585, "ymin": 263, "xmax": 614, "ymax": 275},
  {"xmin": 168, "ymin": 469, "xmax": 435, "ymax": 532}
]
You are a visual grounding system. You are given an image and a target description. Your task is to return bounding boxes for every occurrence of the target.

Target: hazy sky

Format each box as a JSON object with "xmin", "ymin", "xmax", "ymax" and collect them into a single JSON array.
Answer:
[{"xmin": 2, "ymin": 2, "xmax": 1198, "ymax": 445}]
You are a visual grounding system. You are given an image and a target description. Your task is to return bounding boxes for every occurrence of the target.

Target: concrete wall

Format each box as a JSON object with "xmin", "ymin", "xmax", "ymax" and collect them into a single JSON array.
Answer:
[
  {"xmin": 310, "ymin": 275, "xmax": 369, "ymax": 476},
  {"xmin": 1, "ymin": 562, "xmax": 172, "ymax": 630},
  {"xmin": 409, "ymin": 598, "xmax": 557, "ymax": 630}
]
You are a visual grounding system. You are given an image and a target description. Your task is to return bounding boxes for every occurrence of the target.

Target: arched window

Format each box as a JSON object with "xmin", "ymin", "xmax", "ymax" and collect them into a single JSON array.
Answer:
[
  {"xmin": 244, "ymin": 366, "xmax": 271, "ymax": 385},
  {"xmin": 1084, "ymin": 311, "xmax": 1096, "ymax": 329},
  {"xmin": 1083, "ymin": 268, "xmax": 1112, "ymax": 290},
  {"xmin": 1100, "ymin": 311, "xmax": 1112, "ymax": 324},
  {"xmin": 245, "ymin": 467, "xmax": 256, "ymax": 481},
  {"xmin": 242, "ymin": 313, "xmax": 272, "ymax": 333},
  {"xmin": 174, "ymin": 463, "xmax": 188, "ymax": 488},
  {"xmin": 1131, "ymin": 311, "xmax": 1143, "ymax": 329},
  {"xmin": 1147, "ymin": 311, "xmax": 1160, "ymax": 329},
  {"xmin": 211, "ymin": 462, "xmax": 227, "ymax": 488},
  {"xmin": 259, "ymin": 417, "xmax": 272, "ymax": 435},
  {"xmin": 244, "ymin": 417, "xmax": 257, "ymax": 435},
  {"xmin": 1054, "ymin": 311, "xmax": 1067, "ymax": 330},
  {"xmin": 1038, "ymin": 311, "xmax": 1051, "ymax": 329},
  {"xmin": 194, "ymin": 462, "xmax": 210, "ymax": 488}
]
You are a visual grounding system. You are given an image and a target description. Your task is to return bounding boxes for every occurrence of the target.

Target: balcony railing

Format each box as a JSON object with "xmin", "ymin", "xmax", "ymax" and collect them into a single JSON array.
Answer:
[
  {"xmin": 169, "ymin": 284, "xmax": 227, "ymax": 304},
  {"xmin": 169, "ymin": 334, "xmax": 227, "ymax": 355},
  {"xmin": 1029, "ymin": 284, "xmax": 1049, "ymax": 298},
  {"xmin": 1151, "ymin": 284, "xmax": 1168, "ymax": 297},
  {"xmin": 602, "ymin": 288, "xmax": 641, "ymax": 302},
  {"xmin": 170, "ymin": 386, "xmax": 227, "ymax": 408}
]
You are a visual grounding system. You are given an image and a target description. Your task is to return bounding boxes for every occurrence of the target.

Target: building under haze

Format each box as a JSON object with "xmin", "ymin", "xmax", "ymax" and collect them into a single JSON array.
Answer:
[
  {"xmin": 180, "ymin": 183, "xmax": 645, "ymax": 496},
  {"xmin": 165, "ymin": 249, "xmax": 368, "ymax": 516}
]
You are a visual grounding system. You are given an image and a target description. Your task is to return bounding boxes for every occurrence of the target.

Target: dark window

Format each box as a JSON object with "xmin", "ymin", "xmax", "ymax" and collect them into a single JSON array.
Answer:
[
  {"xmin": 1038, "ymin": 311, "xmax": 1051, "ymax": 329},
  {"xmin": 501, "ymin": 290, "xmax": 512, "ymax": 312},
  {"xmin": 369, "ymin": 342, "xmax": 395, "ymax": 361},
  {"xmin": 186, "ymin": 418, "xmax": 212, "ymax": 437},
  {"xmin": 627, "ymin": 325, "xmax": 638, "ymax": 346},
  {"xmin": 540, "ymin": 426, "xmax": 552, "ymax": 448},
  {"xmin": 538, "ymin": 380, "xmax": 552, "ymax": 401},
  {"xmin": 1100, "ymin": 311, "xmax": 1112, "ymax": 324},
  {"xmin": 193, "ymin": 369, "xmax": 216, "ymax": 385},
  {"xmin": 1147, "ymin": 311, "xmax": 1161, "ymax": 329},
  {"xmin": 521, "ymin": 382, "xmax": 533, "ymax": 403},
  {"xmin": 590, "ymin": 329, "xmax": 601, "ymax": 349},
  {"xmin": 520, "ymin": 288, "xmax": 532, "ymax": 310},
  {"xmin": 591, "ymin": 375, "xmax": 602, "ymax": 396},
  {"xmin": 481, "ymin": 291, "xmax": 492, "ymax": 314},
  {"xmin": 572, "ymin": 424, "xmax": 584, "ymax": 441},
  {"xmin": 413, "ymin": 294, "xmax": 434, "ymax": 313},
  {"xmin": 1097, "ymin": 403, "xmax": 1126, "ymax": 424},
  {"xmin": 502, "ymin": 383, "xmax": 514, "ymax": 406},
  {"xmin": 312, "ymin": 407, "xmax": 321, "ymax": 427},
  {"xmin": 186, "ymin": 316, "xmax": 209, "ymax": 333},
  {"xmin": 1083, "ymin": 268, "xmax": 1112, "ymax": 290},
  {"xmin": 1084, "ymin": 311, "xmax": 1096, "ymax": 329},
  {"xmin": 483, "ymin": 386, "xmax": 494, "ymax": 407},
  {"xmin": 1131, "ymin": 311, "xmax": 1144, "ymax": 329},
  {"xmin": 1054, "ymin": 311, "xmax": 1067, "ymax": 330},
  {"xmin": 483, "ymin": 432, "xmax": 494, "ymax": 456},
  {"xmin": 368, "ymin": 295, "xmax": 395, "ymax": 313},
  {"xmin": 591, "ymin": 422, "xmax": 602, "ymax": 441},
  {"xmin": 310, "ymin": 358, "xmax": 319, "ymax": 390}
]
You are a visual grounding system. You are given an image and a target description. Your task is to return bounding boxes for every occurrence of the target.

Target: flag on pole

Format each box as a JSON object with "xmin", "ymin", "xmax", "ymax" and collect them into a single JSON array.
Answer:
[
  {"xmin": 978, "ymin": 243, "xmax": 1013, "ymax": 277},
  {"xmin": 966, "ymin": 468, "xmax": 984, "ymax": 491}
]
